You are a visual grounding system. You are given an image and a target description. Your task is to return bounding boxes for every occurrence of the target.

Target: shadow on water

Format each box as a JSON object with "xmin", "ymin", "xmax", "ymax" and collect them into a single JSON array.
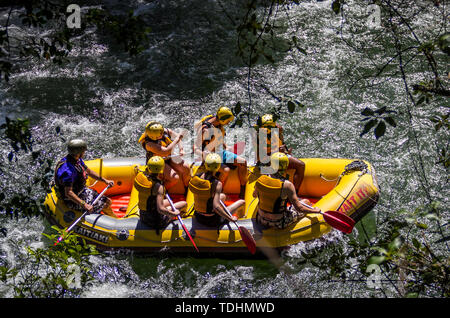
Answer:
[
  {"xmin": 92, "ymin": 0, "xmax": 288, "ymax": 99},
  {"xmin": 5, "ymin": 0, "xmax": 292, "ymax": 117},
  {"xmin": 123, "ymin": 251, "xmax": 282, "ymax": 282},
  {"xmin": 9, "ymin": 76, "xmax": 103, "ymax": 116}
]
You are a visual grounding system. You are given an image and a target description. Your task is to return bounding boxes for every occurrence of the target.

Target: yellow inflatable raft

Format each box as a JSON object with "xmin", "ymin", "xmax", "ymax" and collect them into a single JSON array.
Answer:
[{"xmin": 43, "ymin": 157, "xmax": 380, "ymax": 254}]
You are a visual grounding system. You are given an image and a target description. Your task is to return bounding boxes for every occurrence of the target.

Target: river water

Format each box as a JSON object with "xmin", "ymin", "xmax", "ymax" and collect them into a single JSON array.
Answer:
[{"xmin": 0, "ymin": 0, "xmax": 448, "ymax": 299}]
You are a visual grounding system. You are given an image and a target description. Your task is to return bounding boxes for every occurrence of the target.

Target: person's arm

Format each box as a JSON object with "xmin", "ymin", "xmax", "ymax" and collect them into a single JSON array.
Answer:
[
  {"xmin": 59, "ymin": 168, "xmax": 94, "ymax": 211},
  {"xmin": 167, "ymin": 128, "xmax": 185, "ymax": 156},
  {"xmin": 86, "ymin": 168, "xmax": 114, "ymax": 187},
  {"xmin": 285, "ymin": 182, "xmax": 320, "ymax": 214},
  {"xmin": 64, "ymin": 186, "xmax": 93, "ymax": 212},
  {"xmin": 156, "ymin": 184, "xmax": 180, "ymax": 217},
  {"xmin": 212, "ymin": 181, "xmax": 237, "ymax": 222},
  {"xmin": 145, "ymin": 134, "xmax": 182, "ymax": 157}
]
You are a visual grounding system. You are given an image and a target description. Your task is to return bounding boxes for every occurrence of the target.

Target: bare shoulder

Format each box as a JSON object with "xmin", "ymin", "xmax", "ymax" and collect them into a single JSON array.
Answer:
[
  {"xmin": 214, "ymin": 179, "xmax": 223, "ymax": 192},
  {"xmin": 282, "ymin": 180, "xmax": 296, "ymax": 197}
]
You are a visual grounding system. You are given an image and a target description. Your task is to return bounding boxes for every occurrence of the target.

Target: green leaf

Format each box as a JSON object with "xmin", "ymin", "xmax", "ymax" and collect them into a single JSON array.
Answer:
[
  {"xmin": 332, "ymin": 0, "xmax": 341, "ymax": 14},
  {"xmin": 384, "ymin": 116, "xmax": 397, "ymax": 127},
  {"xmin": 405, "ymin": 217, "xmax": 415, "ymax": 223},
  {"xmin": 361, "ymin": 107, "xmax": 375, "ymax": 117},
  {"xmin": 368, "ymin": 255, "xmax": 386, "ymax": 265},
  {"xmin": 263, "ymin": 53, "xmax": 275, "ymax": 63},
  {"xmin": 287, "ymin": 100, "xmax": 296, "ymax": 113},
  {"xmin": 415, "ymin": 222, "xmax": 428, "ymax": 229},
  {"xmin": 295, "ymin": 46, "xmax": 307, "ymax": 55},
  {"xmin": 294, "ymin": 100, "xmax": 305, "ymax": 108},
  {"xmin": 371, "ymin": 246, "xmax": 387, "ymax": 255},
  {"xmin": 388, "ymin": 236, "xmax": 403, "ymax": 251},
  {"xmin": 360, "ymin": 119, "xmax": 378, "ymax": 137},
  {"xmin": 412, "ymin": 238, "xmax": 421, "ymax": 249},
  {"xmin": 417, "ymin": 95, "xmax": 426, "ymax": 105},
  {"xmin": 233, "ymin": 102, "xmax": 241, "ymax": 115},
  {"xmin": 425, "ymin": 213, "xmax": 440, "ymax": 222},
  {"xmin": 374, "ymin": 121, "xmax": 386, "ymax": 139}
]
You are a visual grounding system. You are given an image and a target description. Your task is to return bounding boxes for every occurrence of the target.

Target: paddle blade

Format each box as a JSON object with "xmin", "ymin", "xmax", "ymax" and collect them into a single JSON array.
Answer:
[
  {"xmin": 322, "ymin": 211, "xmax": 355, "ymax": 234},
  {"xmin": 238, "ymin": 226, "xmax": 257, "ymax": 254}
]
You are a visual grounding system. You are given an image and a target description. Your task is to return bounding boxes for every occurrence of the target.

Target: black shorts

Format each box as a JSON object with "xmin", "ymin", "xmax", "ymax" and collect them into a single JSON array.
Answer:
[
  {"xmin": 140, "ymin": 209, "xmax": 172, "ymax": 230},
  {"xmin": 256, "ymin": 206, "xmax": 302, "ymax": 229},
  {"xmin": 194, "ymin": 211, "xmax": 226, "ymax": 228}
]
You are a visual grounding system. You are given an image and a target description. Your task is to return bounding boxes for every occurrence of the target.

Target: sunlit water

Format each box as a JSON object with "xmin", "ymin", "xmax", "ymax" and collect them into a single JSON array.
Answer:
[{"xmin": 0, "ymin": 0, "xmax": 448, "ymax": 298}]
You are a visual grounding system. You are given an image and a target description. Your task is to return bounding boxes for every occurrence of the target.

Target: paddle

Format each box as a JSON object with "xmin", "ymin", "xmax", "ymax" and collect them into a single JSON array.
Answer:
[
  {"xmin": 165, "ymin": 193, "xmax": 199, "ymax": 253},
  {"xmin": 54, "ymin": 184, "xmax": 112, "ymax": 245},
  {"xmin": 299, "ymin": 201, "xmax": 355, "ymax": 234},
  {"xmin": 219, "ymin": 200, "xmax": 256, "ymax": 254}
]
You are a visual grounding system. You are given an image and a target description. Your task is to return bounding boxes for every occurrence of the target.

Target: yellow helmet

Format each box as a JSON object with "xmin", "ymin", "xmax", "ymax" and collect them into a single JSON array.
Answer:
[
  {"xmin": 146, "ymin": 156, "xmax": 165, "ymax": 174},
  {"xmin": 260, "ymin": 114, "xmax": 276, "ymax": 128},
  {"xmin": 145, "ymin": 121, "xmax": 164, "ymax": 140},
  {"xmin": 216, "ymin": 106, "xmax": 234, "ymax": 125},
  {"xmin": 270, "ymin": 152, "xmax": 289, "ymax": 172},
  {"xmin": 204, "ymin": 153, "xmax": 222, "ymax": 173}
]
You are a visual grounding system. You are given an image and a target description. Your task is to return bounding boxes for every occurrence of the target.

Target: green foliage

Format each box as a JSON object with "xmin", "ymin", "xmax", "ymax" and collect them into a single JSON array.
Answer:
[
  {"xmin": 437, "ymin": 32, "xmax": 450, "ymax": 55},
  {"xmin": 0, "ymin": 0, "xmax": 74, "ymax": 81},
  {"xmin": 331, "ymin": 0, "xmax": 344, "ymax": 14},
  {"xmin": 236, "ymin": 0, "xmax": 307, "ymax": 68},
  {"xmin": 1, "ymin": 226, "xmax": 98, "ymax": 298},
  {"xmin": 0, "ymin": 2, "xmax": 151, "ymax": 82},
  {"xmin": 0, "ymin": 117, "xmax": 33, "ymax": 162},
  {"xmin": 0, "ymin": 117, "xmax": 96, "ymax": 298},
  {"xmin": 360, "ymin": 106, "xmax": 397, "ymax": 139},
  {"xmin": 365, "ymin": 206, "xmax": 449, "ymax": 297},
  {"xmin": 230, "ymin": 95, "xmax": 303, "ymax": 128},
  {"xmin": 299, "ymin": 197, "xmax": 449, "ymax": 297},
  {"xmin": 0, "ymin": 116, "xmax": 54, "ymax": 231}
]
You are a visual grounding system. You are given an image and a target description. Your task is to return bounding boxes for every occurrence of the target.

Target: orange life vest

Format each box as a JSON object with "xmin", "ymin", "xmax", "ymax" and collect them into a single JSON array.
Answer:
[
  {"xmin": 138, "ymin": 129, "xmax": 173, "ymax": 161},
  {"xmin": 194, "ymin": 115, "xmax": 226, "ymax": 153}
]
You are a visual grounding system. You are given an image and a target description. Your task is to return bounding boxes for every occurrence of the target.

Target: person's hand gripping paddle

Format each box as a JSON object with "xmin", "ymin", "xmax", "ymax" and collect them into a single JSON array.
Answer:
[
  {"xmin": 55, "ymin": 184, "xmax": 112, "ymax": 245},
  {"xmin": 166, "ymin": 193, "xmax": 199, "ymax": 253}
]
